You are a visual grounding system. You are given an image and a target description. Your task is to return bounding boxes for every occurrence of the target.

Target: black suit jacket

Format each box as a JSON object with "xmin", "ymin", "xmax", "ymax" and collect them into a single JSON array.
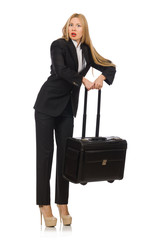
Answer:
[{"xmin": 33, "ymin": 38, "xmax": 116, "ymax": 117}]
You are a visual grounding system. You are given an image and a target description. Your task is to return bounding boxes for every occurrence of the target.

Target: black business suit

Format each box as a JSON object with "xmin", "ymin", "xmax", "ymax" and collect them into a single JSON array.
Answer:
[{"xmin": 33, "ymin": 37, "xmax": 116, "ymax": 205}]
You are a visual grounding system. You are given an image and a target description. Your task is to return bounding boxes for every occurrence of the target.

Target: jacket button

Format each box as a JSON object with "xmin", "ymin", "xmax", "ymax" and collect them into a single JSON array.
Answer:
[{"xmin": 73, "ymin": 81, "xmax": 78, "ymax": 86}]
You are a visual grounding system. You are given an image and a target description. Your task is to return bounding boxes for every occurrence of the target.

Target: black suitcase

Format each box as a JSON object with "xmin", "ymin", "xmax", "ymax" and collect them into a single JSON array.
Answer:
[{"xmin": 63, "ymin": 88, "xmax": 127, "ymax": 185}]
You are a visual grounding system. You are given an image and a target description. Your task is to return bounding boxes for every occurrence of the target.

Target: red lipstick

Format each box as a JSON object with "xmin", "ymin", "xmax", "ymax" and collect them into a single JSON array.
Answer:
[{"xmin": 71, "ymin": 32, "xmax": 77, "ymax": 37}]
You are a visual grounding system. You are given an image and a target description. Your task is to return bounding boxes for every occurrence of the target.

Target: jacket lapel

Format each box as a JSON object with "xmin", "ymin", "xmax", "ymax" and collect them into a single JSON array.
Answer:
[
  {"xmin": 67, "ymin": 38, "xmax": 90, "ymax": 71},
  {"xmin": 81, "ymin": 43, "xmax": 90, "ymax": 65},
  {"xmin": 68, "ymin": 38, "xmax": 78, "ymax": 71}
]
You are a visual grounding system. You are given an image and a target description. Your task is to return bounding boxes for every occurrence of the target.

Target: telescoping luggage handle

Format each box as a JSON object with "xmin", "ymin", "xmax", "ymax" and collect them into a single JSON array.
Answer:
[{"xmin": 82, "ymin": 87, "xmax": 106, "ymax": 141}]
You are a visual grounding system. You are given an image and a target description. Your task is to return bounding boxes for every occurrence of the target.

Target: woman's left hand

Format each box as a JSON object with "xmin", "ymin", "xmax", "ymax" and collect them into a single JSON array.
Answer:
[{"xmin": 91, "ymin": 74, "xmax": 106, "ymax": 90}]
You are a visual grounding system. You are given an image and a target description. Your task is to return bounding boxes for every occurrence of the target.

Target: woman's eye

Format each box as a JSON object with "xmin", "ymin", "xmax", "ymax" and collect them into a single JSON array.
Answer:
[{"xmin": 69, "ymin": 23, "xmax": 81, "ymax": 27}]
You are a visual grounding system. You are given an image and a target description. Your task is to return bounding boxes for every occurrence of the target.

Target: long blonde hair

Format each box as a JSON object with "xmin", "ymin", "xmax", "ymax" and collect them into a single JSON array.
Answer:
[{"xmin": 62, "ymin": 13, "xmax": 116, "ymax": 68}]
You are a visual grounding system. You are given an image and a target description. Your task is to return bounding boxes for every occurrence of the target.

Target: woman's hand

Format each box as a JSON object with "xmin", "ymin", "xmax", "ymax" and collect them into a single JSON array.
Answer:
[
  {"xmin": 92, "ymin": 74, "xmax": 106, "ymax": 90},
  {"xmin": 82, "ymin": 77, "xmax": 95, "ymax": 91}
]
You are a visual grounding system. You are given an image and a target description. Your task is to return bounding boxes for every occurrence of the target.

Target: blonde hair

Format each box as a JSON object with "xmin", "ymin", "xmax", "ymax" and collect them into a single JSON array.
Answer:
[{"xmin": 62, "ymin": 13, "xmax": 116, "ymax": 68}]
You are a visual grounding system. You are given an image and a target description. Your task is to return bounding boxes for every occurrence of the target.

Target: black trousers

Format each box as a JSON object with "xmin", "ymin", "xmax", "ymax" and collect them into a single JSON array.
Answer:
[{"xmin": 34, "ymin": 99, "xmax": 74, "ymax": 205}]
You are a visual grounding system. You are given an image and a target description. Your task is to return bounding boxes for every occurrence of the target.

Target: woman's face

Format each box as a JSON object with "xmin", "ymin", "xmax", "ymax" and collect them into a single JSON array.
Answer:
[{"xmin": 68, "ymin": 17, "xmax": 83, "ymax": 45}]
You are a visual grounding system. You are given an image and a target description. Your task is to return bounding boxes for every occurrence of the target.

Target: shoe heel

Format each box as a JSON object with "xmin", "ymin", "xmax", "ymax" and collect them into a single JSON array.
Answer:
[
  {"xmin": 57, "ymin": 205, "xmax": 62, "ymax": 222},
  {"xmin": 39, "ymin": 205, "xmax": 57, "ymax": 227},
  {"xmin": 40, "ymin": 211, "xmax": 42, "ymax": 225},
  {"xmin": 57, "ymin": 204, "xmax": 72, "ymax": 226}
]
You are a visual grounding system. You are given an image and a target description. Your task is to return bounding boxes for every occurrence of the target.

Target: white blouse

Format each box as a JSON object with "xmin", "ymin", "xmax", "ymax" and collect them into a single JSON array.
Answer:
[{"xmin": 71, "ymin": 39, "xmax": 87, "ymax": 73}]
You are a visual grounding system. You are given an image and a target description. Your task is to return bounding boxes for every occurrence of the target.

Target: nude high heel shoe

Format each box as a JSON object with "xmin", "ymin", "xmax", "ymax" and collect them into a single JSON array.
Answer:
[
  {"xmin": 57, "ymin": 204, "xmax": 72, "ymax": 226},
  {"xmin": 39, "ymin": 205, "xmax": 57, "ymax": 227}
]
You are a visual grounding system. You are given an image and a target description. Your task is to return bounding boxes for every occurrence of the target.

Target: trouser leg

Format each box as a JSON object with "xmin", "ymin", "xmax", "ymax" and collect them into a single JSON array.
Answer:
[
  {"xmin": 34, "ymin": 110, "xmax": 55, "ymax": 205},
  {"xmin": 54, "ymin": 116, "xmax": 74, "ymax": 204}
]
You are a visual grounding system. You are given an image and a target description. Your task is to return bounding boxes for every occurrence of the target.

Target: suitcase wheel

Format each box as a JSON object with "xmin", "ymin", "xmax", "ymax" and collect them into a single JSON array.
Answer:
[
  {"xmin": 107, "ymin": 180, "xmax": 114, "ymax": 183},
  {"xmin": 80, "ymin": 182, "xmax": 87, "ymax": 185}
]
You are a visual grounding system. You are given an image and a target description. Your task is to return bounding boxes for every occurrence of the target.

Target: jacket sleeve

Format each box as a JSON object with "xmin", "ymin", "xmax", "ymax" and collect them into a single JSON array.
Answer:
[
  {"xmin": 92, "ymin": 62, "xmax": 116, "ymax": 85},
  {"xmin": 50, "ymin": 41, "xmax": 83, "ymax": 87}
]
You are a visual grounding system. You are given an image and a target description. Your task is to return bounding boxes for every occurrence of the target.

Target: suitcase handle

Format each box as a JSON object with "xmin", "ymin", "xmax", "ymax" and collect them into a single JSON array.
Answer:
[
  {"xmin": 89, "ymin": 137, "xmax": 107, "ymax": 141},
  {"xmin": 82, "ymin": 87, "xmax": 101, "ymax": 138}
]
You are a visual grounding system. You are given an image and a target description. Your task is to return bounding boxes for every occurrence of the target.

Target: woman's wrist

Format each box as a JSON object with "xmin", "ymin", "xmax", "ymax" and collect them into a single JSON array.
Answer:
[
  {"xmin": 82, "ymin": 77, "xmax": 86, "ymax": 83},
  {"xmin": 100, "ymin": 74, "xmax": 106, "ymax": 80}
]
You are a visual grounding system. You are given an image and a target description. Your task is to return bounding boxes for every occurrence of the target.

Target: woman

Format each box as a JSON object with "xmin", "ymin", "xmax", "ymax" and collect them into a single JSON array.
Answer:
[{"xmin": 33, "ymin": 13, "xmax": 116, "ymax": 227}]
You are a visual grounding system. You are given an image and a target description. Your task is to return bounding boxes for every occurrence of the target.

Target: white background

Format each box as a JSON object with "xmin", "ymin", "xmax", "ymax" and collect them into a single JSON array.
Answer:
[{"xmin": 0, "ymin": 0, "xmax": 159, "ymax": 239}]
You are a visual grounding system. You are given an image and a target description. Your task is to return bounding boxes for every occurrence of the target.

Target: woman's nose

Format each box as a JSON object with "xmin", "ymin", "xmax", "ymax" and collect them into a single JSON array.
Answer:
[{"xmin": 72, "ymin": 26, "xmax": 76, "ymax": 31}]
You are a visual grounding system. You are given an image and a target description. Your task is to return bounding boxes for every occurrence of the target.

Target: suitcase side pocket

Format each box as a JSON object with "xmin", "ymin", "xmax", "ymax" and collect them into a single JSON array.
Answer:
[
  {"xmin": 83, "ymin": 149, "xmax": 126, "ymax": 181},
  {"xmin": 63, "ymin": 147, "xmax": 81, "ymax": 182}
]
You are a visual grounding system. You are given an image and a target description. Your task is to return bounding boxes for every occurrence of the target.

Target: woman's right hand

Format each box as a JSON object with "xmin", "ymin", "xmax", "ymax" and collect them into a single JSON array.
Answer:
[{"xmin": 82, "ymin": 77, "xmax": 95, "ymax": 91}]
